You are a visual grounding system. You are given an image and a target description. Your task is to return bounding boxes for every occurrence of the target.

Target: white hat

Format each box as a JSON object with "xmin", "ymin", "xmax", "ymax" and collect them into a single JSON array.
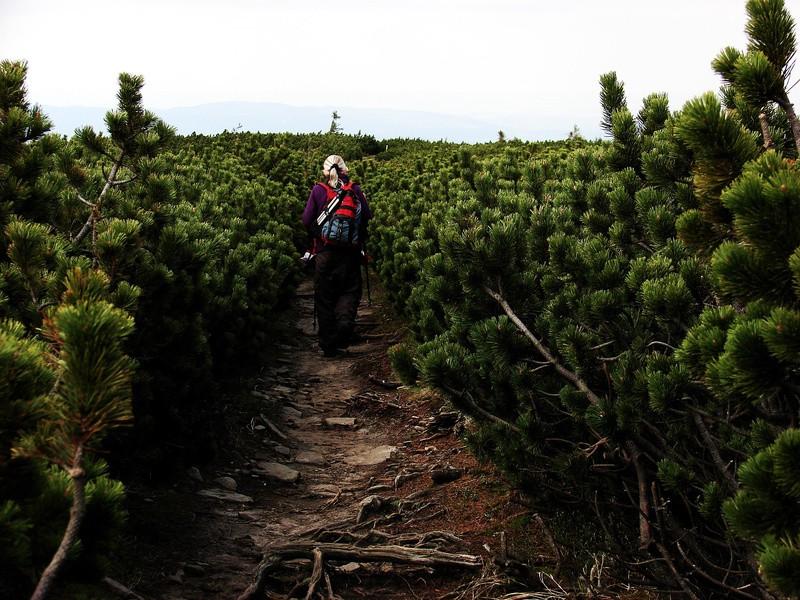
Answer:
[{"xmin": 323, "ymin": 155, "xmax": 348, "ymax": 175}]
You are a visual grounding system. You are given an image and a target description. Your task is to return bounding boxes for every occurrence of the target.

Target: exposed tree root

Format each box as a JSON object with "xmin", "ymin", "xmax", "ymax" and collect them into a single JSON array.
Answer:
[
  {"xmin": 238, "ymin": 541, "xmax": 482, "ymax": 600},
  {"xmin": 349, "ymin": 390, "xmax": 402, "ymax": 410},
  {"xmin": 304, "ymin": 548, "xmax": 324, "ymax": 600}
]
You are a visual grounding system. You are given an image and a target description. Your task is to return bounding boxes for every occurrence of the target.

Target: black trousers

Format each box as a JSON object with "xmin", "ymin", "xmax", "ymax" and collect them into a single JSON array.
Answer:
[{"xmin": 314, "ymin": 249, "xmax": 362, "ymax": 352}]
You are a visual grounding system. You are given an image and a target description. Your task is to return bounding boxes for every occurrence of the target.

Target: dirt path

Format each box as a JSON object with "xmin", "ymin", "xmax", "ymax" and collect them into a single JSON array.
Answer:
[{"xmin": 116, "ymin": 280, "xmax": 552, "ymax": 600}]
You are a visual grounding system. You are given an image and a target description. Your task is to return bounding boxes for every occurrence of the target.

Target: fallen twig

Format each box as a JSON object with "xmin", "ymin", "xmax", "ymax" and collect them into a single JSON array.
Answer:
[
  {"xmin": 102, "ymin": 577, "xmax": 148, "ymax": 600},
  {"xmin": 350, "ymin": 391, "xmax": 402, "ymax": 410},
  {"xmin": 322, "ymin": 486, "xmax": 342, "ymax": 509},
  {"xmin": 368, "ymin": 375, "xmax": 402, "ymax": 389}
]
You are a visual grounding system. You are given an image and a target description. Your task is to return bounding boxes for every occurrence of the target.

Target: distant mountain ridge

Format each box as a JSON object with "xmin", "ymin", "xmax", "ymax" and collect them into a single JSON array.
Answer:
[{"xmin": 42, "ymin": 101, "xmax": 598, "ymax": 143}]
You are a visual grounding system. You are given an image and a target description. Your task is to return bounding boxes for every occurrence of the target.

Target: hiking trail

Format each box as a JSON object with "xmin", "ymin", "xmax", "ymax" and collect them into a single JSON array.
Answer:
[{"xmin": 116, "ymin": 280, "xmax": 556, "ymax": 600}]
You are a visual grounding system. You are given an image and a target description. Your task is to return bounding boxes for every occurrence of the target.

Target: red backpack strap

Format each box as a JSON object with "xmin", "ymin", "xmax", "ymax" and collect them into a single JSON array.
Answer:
[
  {"xmin": 319, "ymin": 181, "xmax": 355, "ymax": 202},
  {"xmin": 319, "ymin": 182, "xmax": 336, "ymax": 200}
]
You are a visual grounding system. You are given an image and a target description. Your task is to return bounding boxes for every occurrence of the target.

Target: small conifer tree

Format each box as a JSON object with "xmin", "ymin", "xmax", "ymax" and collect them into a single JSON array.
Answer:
[
  {"xmin": 329, "ymin": 110, "xmax": 341, "ymax": 134},
  {"xmin": 712, "ymin": 0, "xmax": 800, "ymax": 150},
  {"xmin": 14, "ymin": 267, "xmax": 134, "ymax": 600},
  {"xmin": 71, "ymin": 73, "xmax": 173, "ymax": 259}
]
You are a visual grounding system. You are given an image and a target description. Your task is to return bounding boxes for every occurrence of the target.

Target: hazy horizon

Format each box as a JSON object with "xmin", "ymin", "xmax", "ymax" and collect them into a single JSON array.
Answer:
[
  {"xmin": 41, "ymin": 100, "xmax": 599, "ymax": 143},
  {"xmin": 4, "ymin": 0, "xmax": 800, "ymax": 142}
]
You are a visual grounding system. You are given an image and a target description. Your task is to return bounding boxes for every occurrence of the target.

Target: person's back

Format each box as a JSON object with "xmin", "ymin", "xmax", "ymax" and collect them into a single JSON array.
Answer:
[{"xmin": 301, "ymin": 155, "xmax": 372, "ymax": 357}]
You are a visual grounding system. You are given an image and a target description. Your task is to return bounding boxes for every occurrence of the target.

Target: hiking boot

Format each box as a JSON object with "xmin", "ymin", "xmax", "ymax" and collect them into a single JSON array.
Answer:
[
  {"xmin": 321, "ymin": 347, "xmax": 347, "ymax": 358},
  {"xmin": 335, "ymin": 331, "xmax": 363, "ymax": 349}
]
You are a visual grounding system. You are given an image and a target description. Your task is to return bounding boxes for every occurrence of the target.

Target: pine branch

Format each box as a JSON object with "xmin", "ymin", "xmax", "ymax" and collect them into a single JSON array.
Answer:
[
  {"xmin": 77, "ymin": 194, "xmax": 95, "ymax": 208},
  {"xmin": 110, "ymin": 175, "xmax": 137, "ymax": 187},
  {"xmin": 442, "ymin": 385, "xmax": 521, "ymax": 434},
  {"xmin": 775, "ymin": 93, "xmax": 800, "ymax": 150},
  {"xmin": 758, "ymin": 112, "xmax": 775, "ymax": 148},
  {"xmin": 483, "ymin": 284, "xmax": 602, "ymax": 405},
  {"xmin": 626, "ymin": 440, "xmax": 653, "ymax": 549},
  {"xmin": 674, "ymin": 540, "xmax": 764, "ymax": 600},
  {"xmin": 691, "ymin": 410, "xmax": 739, "ymax": 493}
]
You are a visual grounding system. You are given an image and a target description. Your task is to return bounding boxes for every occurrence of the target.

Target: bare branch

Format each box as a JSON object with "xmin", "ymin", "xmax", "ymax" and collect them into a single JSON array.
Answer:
[
  {"xmin": 655, "ymin": 541, "xmax": 701, "ymax": 600},
  {"xmin": 776, "ymin": 94, "xmax": 800, "ymax": 151},
  {"xmin": 442, "ymin": 385, "xmax": 521, "ymax": 434},
  {"xmin": 626, "ymin": 440, "xmax": 652, "ymax": 549},
  {"xmin": 675, "ymin": 541, "xmax": 761, "ymax": 600},
  {"xmin": 73, "ymin": 151, "xmax": 125, "ymax": 245},
  {"xmin": 647, "ymin": 340, "xmax": 678, "ymax": 351},
  {"xmin": 758, "ymin": 112, "xmax": 774, "ymax": 150},
  {"xmin": 483, "ymin": 285, "xmax": 602, "ymax": 406},
  {"xmin": 692, "ymin": 411, "xmax": 738, "ymax": 493},
  {"xmin": 110, "ymin": 175, "xmax": 138, "ymax": 187}
]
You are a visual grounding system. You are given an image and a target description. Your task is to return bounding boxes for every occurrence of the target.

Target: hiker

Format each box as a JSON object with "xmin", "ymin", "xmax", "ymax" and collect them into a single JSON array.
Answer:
[{"xmin": 302, "ymin": 155, "xmax": 372, "ymax": 357}]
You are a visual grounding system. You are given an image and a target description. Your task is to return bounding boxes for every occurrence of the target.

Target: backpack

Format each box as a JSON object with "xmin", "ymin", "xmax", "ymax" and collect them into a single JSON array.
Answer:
[{"xmin": 317, "ymin": 182, "xmax": 362, "ymax": 247}]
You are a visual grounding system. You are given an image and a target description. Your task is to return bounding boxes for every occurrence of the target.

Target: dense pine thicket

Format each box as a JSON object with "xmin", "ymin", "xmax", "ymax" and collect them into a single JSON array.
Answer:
[
  {"xmin": 0, "ymin": 60, "xmax": 529, "ymax": 596},
  {"xmin": 4, "ymin": 0, "xmax": 800, "ymax": 597},
  {"xmin": 366, "ymin": 1, "xmax": 800, "ymax": 597},
  {"xmin": 0, "ymin": 66, "xmax": 382, "ymax": 596}
]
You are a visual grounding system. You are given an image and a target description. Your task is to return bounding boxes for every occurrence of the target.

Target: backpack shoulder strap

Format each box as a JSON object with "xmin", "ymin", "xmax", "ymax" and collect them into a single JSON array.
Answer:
[
  {"xmin": 316, "ymin": 184, "xmax": 349, "ymax": 228},
  {"xmin": 318, "ymin": 182, "xmax": 336, "ymax": 198}
]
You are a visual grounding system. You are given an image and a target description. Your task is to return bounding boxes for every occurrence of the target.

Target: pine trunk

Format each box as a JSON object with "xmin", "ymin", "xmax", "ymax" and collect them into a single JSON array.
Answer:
[
  {"xmin": 779, "ymin": 95, "xmax": 800, "ymax": 152},
  {"xmin": 30, "ymin": 446, "xmax": 86, "ymax": 600}
]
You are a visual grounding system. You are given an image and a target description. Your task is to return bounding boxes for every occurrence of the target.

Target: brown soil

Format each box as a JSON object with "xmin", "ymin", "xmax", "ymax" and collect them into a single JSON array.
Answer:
[{"xmin": 109, "ymin": 280, "xmax": 557, "ymax": 600}]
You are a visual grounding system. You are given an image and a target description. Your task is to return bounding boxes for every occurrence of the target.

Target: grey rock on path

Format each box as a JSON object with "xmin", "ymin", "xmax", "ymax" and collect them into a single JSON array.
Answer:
[
  {"xmin": 323, "ymin": 417, "xmax": 357, "ymax": 428},
  {"xmin": 344, "ymin": 445, "xmax": 398, "ymax": 466},
  {"xmin": 294, "ymin": 450, "xmax": 326, "ymax": 465},
  {"xmin": 214, "ymin": 476, "xmax": 238, "ymax": 491},
  {"xmin": 197, "ymin": 489, "xmax": 253, "ymax": 503},
  {"xmin": 255, "ymin": 461, "xmax": 301, "ymax": 483}
]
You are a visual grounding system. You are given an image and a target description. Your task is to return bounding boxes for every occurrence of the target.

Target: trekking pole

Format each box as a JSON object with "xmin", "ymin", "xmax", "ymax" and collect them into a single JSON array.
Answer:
[
  {"xmin": 362, "ymin": 247, "xmax": 372, "ymax": 306},
  {"xmin": 365, "ymin": 263, "xmax": 372, "ymax": 305},
  {"xmin": 313, "ymin": 294, "xmax": 318, "ymax": 331}
]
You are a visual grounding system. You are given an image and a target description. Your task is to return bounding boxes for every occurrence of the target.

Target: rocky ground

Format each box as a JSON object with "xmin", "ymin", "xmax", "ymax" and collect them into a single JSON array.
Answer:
[{"xmin": 109, "ymin": 280, "xmax": 563, "ymax": 600}]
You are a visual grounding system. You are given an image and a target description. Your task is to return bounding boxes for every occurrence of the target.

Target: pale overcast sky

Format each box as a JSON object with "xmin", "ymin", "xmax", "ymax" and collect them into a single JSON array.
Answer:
[{"xmin": 2, "ymin": 0, "xmax": 800, "ymax": 139}]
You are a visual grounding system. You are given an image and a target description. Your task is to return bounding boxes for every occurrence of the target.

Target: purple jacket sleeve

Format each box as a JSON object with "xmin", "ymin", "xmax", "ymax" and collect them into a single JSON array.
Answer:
[{"xmin": 302, "ymin": 184, "xmax": 326, "ymax": 229}]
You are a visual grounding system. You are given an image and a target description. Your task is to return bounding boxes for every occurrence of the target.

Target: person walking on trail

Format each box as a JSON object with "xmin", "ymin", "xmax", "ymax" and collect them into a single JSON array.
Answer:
[{"xmin": 302, "ymin": 155, "xmax": 372, "ymax": 357}]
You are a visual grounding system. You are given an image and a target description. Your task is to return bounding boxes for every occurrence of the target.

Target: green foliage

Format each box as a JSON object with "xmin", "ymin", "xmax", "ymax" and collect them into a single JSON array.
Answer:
[
  {"xmin": 711, "ymin": 0, "xmax": 799, "ymax": 159},
  {"xmin": 363, "ymin": 3, "xmax": 800, "ymax": 596},
  {"xmin": 15, "ymin": 268, "xmax": 134, "ymax": 464},
  {"xmin": 388, "ymin": 342, "xmax": 419, "ymax": 385},
  {"xmin": 745, "ymin": 0, "xmax": 797, "ymax": 76},
  {"xmin": 725, "ymin": 429, "xmax": 800, "ymax": 596},
  {"xmin": 0, "ymin": 1, "xmax": 796, "ymax": 596},
  {"xmin": 0, "ymin": 63, "xmax": 306, "ymax": 593},
  {"xmin": 599, "ymin": 71, "xmax": 627, "ymax": 136},
  {"xmin": 638, "ymin": 93, "xmax": 671, "ymax": 136}
]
